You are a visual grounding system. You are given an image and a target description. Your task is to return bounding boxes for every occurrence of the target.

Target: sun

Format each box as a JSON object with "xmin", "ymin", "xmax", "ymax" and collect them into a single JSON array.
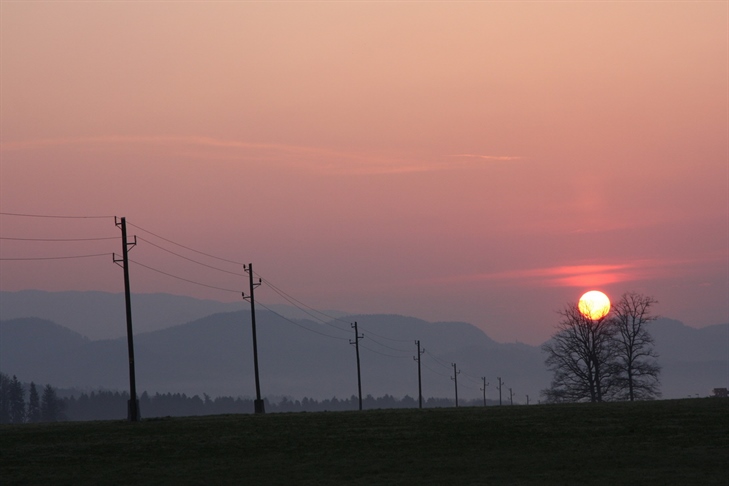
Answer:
[{"xmin": 578, "ymin": 290, "xmax": 611, "ymax": 320}]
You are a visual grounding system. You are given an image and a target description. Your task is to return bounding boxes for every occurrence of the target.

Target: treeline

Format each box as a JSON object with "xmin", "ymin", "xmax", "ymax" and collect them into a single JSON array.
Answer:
[
  {"xmin": 64, "ymin": 391, "xmax": 497, "ymax": 421},
  {"xmin": 0, "ymin": 372, "xmax": 65, "ymax": 424},
  {"xmin": 1, "ymin": 372, "xmax": 502, "ymax": 423}
]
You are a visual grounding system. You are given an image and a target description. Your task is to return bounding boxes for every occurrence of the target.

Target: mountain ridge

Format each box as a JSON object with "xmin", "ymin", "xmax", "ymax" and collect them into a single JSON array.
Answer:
[{"xmin": 1, "ymin": 308, "xmax": 725, "ymax": 401}]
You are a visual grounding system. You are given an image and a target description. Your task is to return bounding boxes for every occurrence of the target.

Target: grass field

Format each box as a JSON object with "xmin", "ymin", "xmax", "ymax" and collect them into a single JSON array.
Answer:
[{"xmin": 1, "ymin": 398, "xmax": 727, "ymax": 485}]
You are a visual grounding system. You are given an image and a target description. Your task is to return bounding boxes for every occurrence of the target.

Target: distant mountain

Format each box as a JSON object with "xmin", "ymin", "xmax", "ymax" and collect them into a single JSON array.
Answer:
[
  {"xmin": 650, "ymin": 318, "xmax": 727, "ymax": 361},
  {"xmin": 0, "ymin": 290, "xmax": 347, "ymax": 340},
  {"xmin": 0, "ymin": 290, "xmax": 241, "ymax": 340},
  {"xmin": 1, "ymin": 291, "xmax": 725, "ymax": 401},
  {"xmin": 0, "ymin": 311, "xmax": 550, "ymax": 400},
  {"xmin": 650, "ymin": 319, "xmax": 728, "ymax": 398},
  {"xmin": 1, "ymin": 310, "xmax": 725, "ymax": 401},
  {"xmin": 0, "ymin": 317, "xmax": 90, "ymax": 380}
]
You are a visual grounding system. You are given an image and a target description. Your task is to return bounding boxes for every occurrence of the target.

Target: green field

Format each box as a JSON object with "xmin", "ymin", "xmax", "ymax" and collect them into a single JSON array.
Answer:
[{"xmin": 1, "ymin": 398, "xmax": 727, "ymax": 485}]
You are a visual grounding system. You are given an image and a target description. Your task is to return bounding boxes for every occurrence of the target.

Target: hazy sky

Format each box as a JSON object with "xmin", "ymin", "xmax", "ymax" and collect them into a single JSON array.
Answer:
[{"xmin": 1, "ymin": 1, "xmax": 726, "ymax": 345}]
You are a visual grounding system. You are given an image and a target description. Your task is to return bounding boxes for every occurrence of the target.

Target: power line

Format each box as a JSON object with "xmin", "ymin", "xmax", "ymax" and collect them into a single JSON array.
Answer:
[
  {"xmin": 359, "ymin": 343, "xmax": 411, "ymax": 360},
  {"xmin": 424, "ymin": 349, "xmax": 453, "ymax": 370},
  {"xmin": 457, "ymin": 381, "xmax": 476, "ymax": 391},
  {"xmin": 257, "ymin": 275, "xmax": 350, "ymax": 325},
  {"xmin": 0, "ymin": 252, "xmax": 111, "ymax": 261},
  {"xmin": 128, "ymin": 258, "xmax": 240, "ymax": 294},
  {"xmin": 461, "ymin": 376, "xmax": 482, "ymax": 387},
  {"xmin": 261, "ymin": 282, "xmax": 351, "ymax": 335},
  {"xmin": 255, "ymin": 300, "xmax": 350, "ymax": 341},
  {"xmin": 460, "ymin": 370, "xmax": 483, "ymax": 385},
  {"xmin": 127, "ymin": 221, "xmax": 244, "ymax": 266},
  {"xmin": 258, "ymin": 273, "xmax": 415, "ymax": 344},
  {"xmin": 137, "ymin": 236, "xmax": 246, "ymax": 277},
  {"xmin": 422, "ymin": 362, "xmax": 451, "ymax": 379},
  {"xmin": 359, "ymin": 326, "xmax": 414, "ymax": 344},
  {"xmin": 0, "ymin": 212, "xmax": 113, "ymax": 219},
  {"xmin": 365, "ymin": 335, "xmax": 412, "ymax": 354},
  {"xmin": 0, "ymin": 236, "xmax": 117, "ymax": 241}
]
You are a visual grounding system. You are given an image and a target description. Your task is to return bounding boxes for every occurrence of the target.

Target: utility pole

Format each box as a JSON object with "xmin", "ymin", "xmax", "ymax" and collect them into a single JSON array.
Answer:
[
  {"xmin": 114, "ymin": 217, "xmax": 139, "ymax": 422},
  {"xmin": 526, "ymin": 394, "xmax": 530, "ymax": 405},
  {"xmin": 350, "ymin": 322, "xmax": 364, "ymax": 411},
  {"xmin": 242, "ymin": 263, "xmax": 264, "ymax": 414},
  {"xmin": 497, "ymin": 377, "xmax": 504, "ymax": 406},
  {"xmin": 481, "ymin": 377, "xmax": 489, "ymax": 407},
  {"xmin": 414, "ymin": 340, "xmax": 424, "ymax": 409},
  {"xmin": 451, "ymin": 363, "xmax": 460, "ymax": 407},
  {"xmin": 509, "ymin": 388, "xmax": 514, "ymax": 406}
]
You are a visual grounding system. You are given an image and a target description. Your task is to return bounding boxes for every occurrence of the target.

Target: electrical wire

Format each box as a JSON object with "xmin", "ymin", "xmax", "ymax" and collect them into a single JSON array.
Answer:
[
  {"xmin": 137, "ymin": 236, "xmax": 246, "ymax": 277},
  {"xmin": 0, "ymin": 236, "xmax": 118, "ymax": 241},
  {"xmin": 0, "ymin": 252, "xmax": 112, "ymax": 261},
  {"xmin": 255, "ymin": 300, "xmax": 350, "ymax": 341},
  {"xmin": 359, "ymin": 325, "xmax": 415, "ymax": 343},
  {"xmin": 424, "ymin": 349, "xmax": 453, "ymax": 370},
  {"xmin": 127, "ymin": 221, "xmax": 244, "ymax": 266},
  {"xmin": 261, "ymin": 282, "xmax": 351, "ymax": 335},
  {"xmin": 128, "ymin": 258, "xmax": 241, "ymax": 294},
  {"xmin": 459, "ymin": 370, "xmax": 483, "ymax": 385},
  {"xmin": 422, "ymin": 363, "xmax": 451, "ymax": 379},
  {"xmin": 358, "ymin": 343, "xmax": 411, "ymax": 359},
  {"xmin": 257, "ymin": 273, "xmax": 416, "ymax": 344},
  {"xmin": 456, "ymin": 381, "xmax": 476, "ymax": 391},
  {"xmin": 0, "ymin": 212, "xmax": 113, "ymax": 219},
  {"xmin": 257, "ymin": 275, "xmax": 350, "ymax": 325},
  {"xmin": 365, "ymin": 334, "xmax": 413, "ymax": 354}
]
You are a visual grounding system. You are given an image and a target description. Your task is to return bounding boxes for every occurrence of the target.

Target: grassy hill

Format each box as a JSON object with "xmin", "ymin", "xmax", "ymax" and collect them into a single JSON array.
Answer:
[{"xmin": 1, "ymin": 398, "xmax": 727, "ymax": 485}]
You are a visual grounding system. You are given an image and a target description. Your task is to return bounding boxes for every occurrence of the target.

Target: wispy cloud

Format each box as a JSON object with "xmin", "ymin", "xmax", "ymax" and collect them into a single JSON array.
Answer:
[
  {"xmin": 447, "ymin": 154, "xmax": 523, "ymax": 161},
  {"xmin": 1, "ymin": 135, "xmax": 524, "ymax": 176},
  {"xmin": 409, "ymin": 258, "xmax": 715, "ymax": 288}
]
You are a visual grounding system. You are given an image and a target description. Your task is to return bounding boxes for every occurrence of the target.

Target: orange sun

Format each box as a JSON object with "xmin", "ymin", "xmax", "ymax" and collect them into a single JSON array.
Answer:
[{"xmin": 578, "ymin": 290, "xmax": 611, "ymax": 320}]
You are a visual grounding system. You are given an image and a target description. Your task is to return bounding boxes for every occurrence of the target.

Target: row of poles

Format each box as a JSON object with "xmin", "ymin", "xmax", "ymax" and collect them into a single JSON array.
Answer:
[
  {"xmin": 115, "ymin": 216, "xmax": 265, "ymax": 420},
  {"xmin": 115, "ymin": 217, "xmax": 522, "ymax": 422},
  {"xmin": 352, "ymin": 328, "xmax": 521, "ymax": 410}
]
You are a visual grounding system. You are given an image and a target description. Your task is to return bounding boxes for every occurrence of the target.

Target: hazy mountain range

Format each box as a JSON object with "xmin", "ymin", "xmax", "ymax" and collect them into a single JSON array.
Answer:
[{"xmin": 0, "ymin": 291, "xmax": 726, "ymax": 401}]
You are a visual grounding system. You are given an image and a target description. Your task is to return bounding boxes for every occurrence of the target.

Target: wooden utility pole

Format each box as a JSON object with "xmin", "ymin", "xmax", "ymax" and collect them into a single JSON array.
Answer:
[
  {"xmin": 497, "ymin": 377, "xmax": 504, "ymax": 406},
  {"xmin": 114, "ymin": 217, "xmax": 139, "ymax": 422},
  {"xmin": 509, "ymin": 387, "xmax": 514, "ymax": 406},
  {"xmin": 350, "ymin": 322, "xmax": 364, "ymax": 410},
  {"xmin": 451, "ymin": 363, "xmax": 460, "ymax": 407},
  {"xmin": 243, "ymin": 263, "xmax": 264, "ymax": 414},
  {"xmin": 414, "ymin": 340, "xmax": 424, "ymax": 409},
  {"xmin": 481, "ymin": 377, "xmax": 489, "ymax": 407}
]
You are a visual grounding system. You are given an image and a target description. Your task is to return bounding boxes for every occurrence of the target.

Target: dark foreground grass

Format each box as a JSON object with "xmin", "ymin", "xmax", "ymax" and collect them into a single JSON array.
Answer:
[{"xmin": 1, "ymin": 398, "xmax": 727, "ymax": 485}]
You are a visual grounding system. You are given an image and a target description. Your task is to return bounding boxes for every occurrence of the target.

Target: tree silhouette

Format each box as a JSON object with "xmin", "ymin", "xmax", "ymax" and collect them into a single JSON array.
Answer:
[
  {"xmin": 40, "ymin": 384, "xmax": 64, "ymax": 422},
  {"xmin": 542, "ymin": 302, "xmax": 620, "ymax": 403},
  {"xmin": 27, "ymin": 382, "xmax": 41, "ymax": 423},
  {"xmin": 0, "ymin": 373, "xmax": 11, "ymax": 423},
  {"xmin": 9, "ymin": 375, "xmax": 26, "ymax": 424},
  {"xmin": 611, "ymin": 292, "xmax": 661, "ymax": 400}
]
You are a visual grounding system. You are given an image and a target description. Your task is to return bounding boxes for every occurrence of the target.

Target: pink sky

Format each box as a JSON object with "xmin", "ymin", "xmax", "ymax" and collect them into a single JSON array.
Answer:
[{"xmin": 1, "ymin": 2, "xmax": 727, "ymax": 344}]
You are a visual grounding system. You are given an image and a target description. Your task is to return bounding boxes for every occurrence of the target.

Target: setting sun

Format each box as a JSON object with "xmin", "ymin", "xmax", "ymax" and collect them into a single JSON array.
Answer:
[{"xmin": 578, "ymin": 291, "xmax": 611, "ymax": 320}]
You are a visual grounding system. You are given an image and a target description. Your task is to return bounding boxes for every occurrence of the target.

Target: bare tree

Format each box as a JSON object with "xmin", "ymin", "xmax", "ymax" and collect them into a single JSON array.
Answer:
[
  {"xmin": 542, "ymin": 302, "xmax": 620, "ymax": 403},
  {"xmin": 611, "ymin": 292, "xmax": 661, "ymax": 401}
]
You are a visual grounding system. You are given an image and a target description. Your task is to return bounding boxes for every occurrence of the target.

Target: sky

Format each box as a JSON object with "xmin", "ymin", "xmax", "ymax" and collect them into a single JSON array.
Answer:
[{"xmin": 1, "ymin": 1, "xmax": 727, "ymax": 345}]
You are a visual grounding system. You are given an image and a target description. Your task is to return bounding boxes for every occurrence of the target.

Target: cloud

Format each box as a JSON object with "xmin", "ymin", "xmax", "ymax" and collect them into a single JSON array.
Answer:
[
  {"xmin": 409, "ymin": 259, "xmax": 706, "ymax": 288},
  {"xmin": 448, "ymin": 263, "xmax": 636, "ymax": 287},
  {"xmin": 0, "ymin": 135, "xmax": 421, "ymax": 175},
  {"xmin": 1, "ymin": 135, "xmax": 526, "ymax": 176},
  {"xmin": 447, "ymin": 154, "xmax": 523, "ymax": 161}
]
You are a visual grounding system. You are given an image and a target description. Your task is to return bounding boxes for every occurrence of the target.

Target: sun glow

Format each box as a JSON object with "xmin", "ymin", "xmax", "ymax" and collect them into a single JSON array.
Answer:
[{"xmin": 578, "ymin": 290, "xmax": 611, "ymax": 320}]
